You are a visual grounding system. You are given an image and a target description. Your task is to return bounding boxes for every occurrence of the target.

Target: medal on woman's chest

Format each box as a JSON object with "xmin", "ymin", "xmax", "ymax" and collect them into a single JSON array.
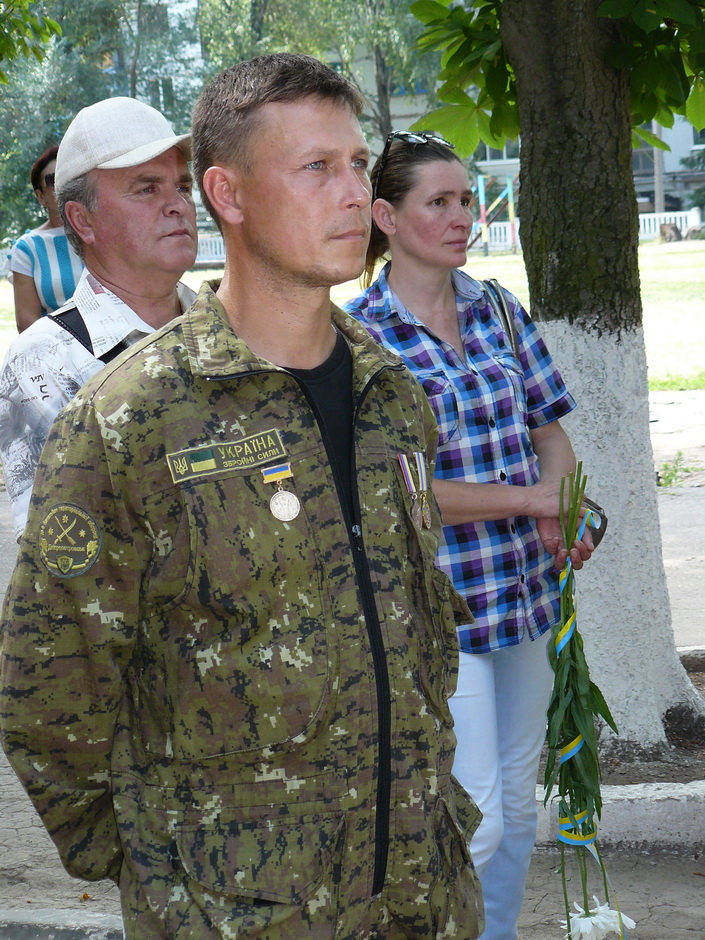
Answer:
[
  {"xmin": 262, "ymin": 463, "xmax": 300, "ymax": 521},
  {"xmin": 398, "ymin": 452, "xmax": 432, "ymax": 529}
]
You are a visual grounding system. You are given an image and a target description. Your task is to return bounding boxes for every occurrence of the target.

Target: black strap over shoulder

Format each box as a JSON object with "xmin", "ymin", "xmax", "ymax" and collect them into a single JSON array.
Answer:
[
  {"xmin": 49, "ymin": 307, "xmax": 129, "ymax": 364},
  {"xmin": 482, "ymin": 278, "xmax": 520, "ymax": 361},
  {"xmin": 49, "ymin": 306, "xmax": 93, "ymax": 353}
]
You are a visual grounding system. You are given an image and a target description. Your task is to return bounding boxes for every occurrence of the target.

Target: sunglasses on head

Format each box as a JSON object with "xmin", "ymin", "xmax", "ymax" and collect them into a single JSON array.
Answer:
[
  {"xmin": 43, "ymin": 173, "xmax": 55, "ymax": 189},
  {"xmin": 372, "ymin": 131, "xmax": 455, "ymax": 202}
]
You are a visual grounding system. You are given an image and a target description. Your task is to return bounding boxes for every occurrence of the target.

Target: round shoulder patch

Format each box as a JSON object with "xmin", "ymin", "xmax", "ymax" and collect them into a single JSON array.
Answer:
[{"xmin": 39, "ymin": 503, "xmax": 102, "ymax": 579}]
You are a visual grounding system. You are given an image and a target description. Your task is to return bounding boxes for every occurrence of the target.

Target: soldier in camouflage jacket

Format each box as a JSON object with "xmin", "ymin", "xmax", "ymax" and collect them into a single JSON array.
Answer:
[{"xmin": 0, "ymin": 54, "xmax": 484, "ymax": 940}]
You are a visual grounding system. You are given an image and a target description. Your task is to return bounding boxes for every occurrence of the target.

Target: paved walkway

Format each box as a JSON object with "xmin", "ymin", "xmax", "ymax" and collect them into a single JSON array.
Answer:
[
  {"xmin": 521, "ymin": 848, "xmax": 705, "ymax": 940},
  {"xmin": 649, "ymin": 390, "xmax": 705, "ymax": 650},
  {"xmin": 0, "ymin": 391, "xmax": 703, "ymax": 938}
]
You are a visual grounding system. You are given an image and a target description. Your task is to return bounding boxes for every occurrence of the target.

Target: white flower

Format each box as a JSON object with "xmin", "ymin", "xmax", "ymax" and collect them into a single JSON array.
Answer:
[{"xmin": 560, "ymin": 896, "xmax": 636, "ymax": 939}]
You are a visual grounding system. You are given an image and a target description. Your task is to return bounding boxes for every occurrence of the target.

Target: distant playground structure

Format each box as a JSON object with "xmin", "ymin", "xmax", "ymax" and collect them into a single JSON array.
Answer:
[
  {"xmin": 471, "ymin": 174, "xmax": 519, "ymax": 255},
  {"xmin": 193, "ymin": 174, "xmax": 703, "ymax": 266}
]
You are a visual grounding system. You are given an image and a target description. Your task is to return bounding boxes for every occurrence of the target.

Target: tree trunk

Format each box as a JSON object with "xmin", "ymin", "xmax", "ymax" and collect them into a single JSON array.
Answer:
[
  {"xmin": 500, "ymin": 0, "xmax": 705, "ymax": 757},
  {"xmin": 373, "ymin": 45, "xmax": 393, "ymax": 140},
  {"xmin": 128, "ymin": 0, "xmax": 143, "ymax": 99},
  {"xmin": 250, "ymin": 0, "xmax": 269, "ymax": 44}
]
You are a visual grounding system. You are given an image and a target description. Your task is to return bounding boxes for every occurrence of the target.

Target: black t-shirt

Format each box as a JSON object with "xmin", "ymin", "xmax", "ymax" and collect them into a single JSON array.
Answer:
[{"xmin": 288, "ymin": 330, "xmax": 355, "ymax": 529}]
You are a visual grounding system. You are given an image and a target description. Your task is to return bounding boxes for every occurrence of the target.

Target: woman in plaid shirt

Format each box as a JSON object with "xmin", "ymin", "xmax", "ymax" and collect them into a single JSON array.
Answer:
[{"xmin": 345, "ymin": 133, "xmax": 594, "ymax": 940}]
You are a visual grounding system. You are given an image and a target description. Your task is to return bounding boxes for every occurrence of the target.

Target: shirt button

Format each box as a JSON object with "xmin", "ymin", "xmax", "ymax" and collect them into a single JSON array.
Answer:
[
  {"xmin": 499, "ymin": 471, "xmax": 507, "ymax": 481},
  {"xmin": 488, "ymin": 418, "xmax": 496, "ymax": 427},
  {"xmin": 511, "ymin": 524, "xmax": 516, "ymax": 533},
  {"xmin": 520, "ymin": 574, "xmax": 526, "ymax": 583}
]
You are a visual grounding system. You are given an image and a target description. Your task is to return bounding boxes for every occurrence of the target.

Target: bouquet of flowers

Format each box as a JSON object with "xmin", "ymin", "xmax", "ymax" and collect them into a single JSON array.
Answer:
[{"xmin": 543, "ymin": 464, "xmax": 635, "ymax": 940}]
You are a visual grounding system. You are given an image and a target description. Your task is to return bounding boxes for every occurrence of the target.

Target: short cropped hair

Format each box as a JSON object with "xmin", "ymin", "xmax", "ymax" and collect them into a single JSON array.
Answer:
[
  {"xmin": 192, "ymin": 53, "xmax": 367, "ymax": 229},
  {"xmin": 57, "ymin": 173, "xmax": 98, "ymax": 259}
]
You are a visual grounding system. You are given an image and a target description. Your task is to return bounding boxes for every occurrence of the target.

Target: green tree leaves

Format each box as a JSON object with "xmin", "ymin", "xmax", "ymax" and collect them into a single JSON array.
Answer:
[
  {"xmin": 598, "ymin": 0, "xmax": 705, "ymax": 129},
  {"xmin": 411, "ymin": 0, "xmax": 705, "ymax": 152},
  {"xmin": 410, "ymin": 0, "xmax": 516, "ymax": 148},
  {"xmin": 0, "ymin": 0, "xmax": 60, "ymax": 82}
]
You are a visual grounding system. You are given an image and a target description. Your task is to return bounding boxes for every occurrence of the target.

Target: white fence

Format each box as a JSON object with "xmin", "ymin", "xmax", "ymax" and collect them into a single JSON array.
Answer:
[
  {"xmin": 469, "ymin": 207, "xmax": 703, "ymax": 251},
  {"xmin": 193, "ymin": 208, "xmax": 703, "ymax": 265},
  {"xmin": 638, "ymin": 207, "xmax": 701, "ymax": 240},
  {"xmin": 196, "ymin": 232, "xmax": 225, "ymax": 265}
]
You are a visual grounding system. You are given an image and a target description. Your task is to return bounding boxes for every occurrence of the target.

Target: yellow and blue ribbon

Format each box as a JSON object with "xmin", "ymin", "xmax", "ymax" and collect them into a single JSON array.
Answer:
[
  {"xmin": 557, "ymin": 809, "xmax": 597, "ymax": 846},
  {"xmin": 261, "ymin": 463, "xmax": 293, "ymax": 485}
]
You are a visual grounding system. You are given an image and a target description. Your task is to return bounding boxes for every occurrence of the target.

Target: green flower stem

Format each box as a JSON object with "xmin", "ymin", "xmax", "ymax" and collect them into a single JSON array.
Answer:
[
  {"xmin": 545, "ymin": 464, "xmax": 621, "ymax": 933},
  {"xmin": 560, "ymin": 843, "xmax": 572, "ymax": 939},
  {"xmin": 577, "ymin": 846, "xmax": 589, "ymax": 913}
]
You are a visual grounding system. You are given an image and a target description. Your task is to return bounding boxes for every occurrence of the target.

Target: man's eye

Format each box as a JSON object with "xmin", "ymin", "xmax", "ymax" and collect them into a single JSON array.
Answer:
[{"xmin": 306, "ymin": 161, "xmax": 325, "ymax": 170}]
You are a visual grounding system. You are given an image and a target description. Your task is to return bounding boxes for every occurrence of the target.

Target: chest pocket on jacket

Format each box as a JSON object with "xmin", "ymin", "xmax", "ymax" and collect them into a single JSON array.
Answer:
[
  {"xmin": 416, "ymin": 369, "xmax": 459, "ymax": 446},
  {"xmin": 135, "ymin": 471, "xmax": 338, "ymax": 762}
]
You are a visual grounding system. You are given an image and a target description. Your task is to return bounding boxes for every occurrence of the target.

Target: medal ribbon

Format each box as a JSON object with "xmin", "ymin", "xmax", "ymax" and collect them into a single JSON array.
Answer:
[
  {"xmin": 413, "ymin": 452, "xmax": 428, "ymax": 493},
  {"xmin": 397, "ymin": 453, "xmax": 418, "ymax": 496},
  {"xmin": 262, "ymin": 462, "xmax": 293, "ymax": 485},
  {"xmin": 398, "ymin": 452, "xmax": 429, "ymax": 495}
]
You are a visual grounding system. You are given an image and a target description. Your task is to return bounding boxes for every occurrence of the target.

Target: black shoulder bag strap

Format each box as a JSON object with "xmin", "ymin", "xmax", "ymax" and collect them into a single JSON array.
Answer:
[
  {"xmin": 482, "ymin": 278, "xmax": 520, "ymax": 361},
  {"xmin": 49, "ymin": 307, "xmax": 129, "ymax": 364}
]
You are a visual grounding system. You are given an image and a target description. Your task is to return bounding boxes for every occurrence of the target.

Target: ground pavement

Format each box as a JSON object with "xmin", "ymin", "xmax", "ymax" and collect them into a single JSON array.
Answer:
[{"xmin": 0, "ymin": 391, "xmax": 703, "ymax": 939}]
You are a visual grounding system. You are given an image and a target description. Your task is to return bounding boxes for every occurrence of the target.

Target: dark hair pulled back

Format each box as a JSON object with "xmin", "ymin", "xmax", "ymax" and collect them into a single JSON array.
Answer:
[
  {"xmin": 30, "ymin": 145, "xmax": 59, "ymax": 192},
  {"xmin": 363, "ymin": 134, "xmax": 463, "ymax": 286}
]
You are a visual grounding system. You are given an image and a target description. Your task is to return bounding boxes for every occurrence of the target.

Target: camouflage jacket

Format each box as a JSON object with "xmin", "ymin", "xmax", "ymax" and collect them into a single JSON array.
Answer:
[{"xmin": 1, "ymin": 282, "xmax": 482, "ymax": 939}]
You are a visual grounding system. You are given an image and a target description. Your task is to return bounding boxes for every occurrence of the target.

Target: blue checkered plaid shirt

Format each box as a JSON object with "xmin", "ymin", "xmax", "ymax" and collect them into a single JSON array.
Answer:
[{"xmin": 344, "ymin": 264, "xmax": 577, "ymax": 653}]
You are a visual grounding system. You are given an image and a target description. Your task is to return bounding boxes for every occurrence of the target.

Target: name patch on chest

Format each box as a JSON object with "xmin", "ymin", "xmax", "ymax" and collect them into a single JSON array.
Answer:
[{"xmin": 166, "ymin": 429, "xmax": 288, "ymax": 483}]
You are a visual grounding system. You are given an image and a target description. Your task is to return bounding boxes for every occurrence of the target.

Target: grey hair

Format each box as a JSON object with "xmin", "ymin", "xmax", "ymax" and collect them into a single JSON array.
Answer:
[{"xmin": 57, "ymin": 173, "xmax": 98, "ymax": 259}]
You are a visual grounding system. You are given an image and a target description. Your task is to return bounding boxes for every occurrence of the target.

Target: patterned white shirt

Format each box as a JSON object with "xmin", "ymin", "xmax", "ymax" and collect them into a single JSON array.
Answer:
[{"xmin": 0, "ymin": 269, "xmax": 196, "ymax": 539}]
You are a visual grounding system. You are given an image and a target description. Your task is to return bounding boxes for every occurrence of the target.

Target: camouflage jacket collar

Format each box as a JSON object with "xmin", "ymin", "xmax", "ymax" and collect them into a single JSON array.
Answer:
[{"xmin": 181, "ymin": 280, "xmax": 405, "ymax": 385}]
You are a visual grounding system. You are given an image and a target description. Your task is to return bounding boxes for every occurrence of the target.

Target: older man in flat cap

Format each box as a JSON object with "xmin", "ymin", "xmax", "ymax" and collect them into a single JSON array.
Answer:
[{"xmin": 0, "ymin": 97, "xmax": 198, "ymax": 540}]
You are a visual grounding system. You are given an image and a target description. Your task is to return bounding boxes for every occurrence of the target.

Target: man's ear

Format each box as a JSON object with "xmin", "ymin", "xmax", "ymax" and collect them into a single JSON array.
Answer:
[
  {"xmin": 202, "ymin": 165, "xmax": 243, "ymax": 226},
  {"xmin": 372, "ymin": 199, "xmax": 396, "ymax": 236},
  {"xmin": 63, "ymin": 201, "xmax": 96, "ymax": 248}
]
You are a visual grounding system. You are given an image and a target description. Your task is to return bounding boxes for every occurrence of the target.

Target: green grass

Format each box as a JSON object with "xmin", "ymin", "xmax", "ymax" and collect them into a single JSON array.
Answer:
[
  {"xmin": 335, "ymin": 240, "xmax": 705, "ymax": 390},
  {"xmin": 657, "ymin": 450, "xmax": 703, "ymax": 486},
  {"xmin": 1, "ymin": 241, "xmax": 704, "ymax": 389},
  {"xmin": 649, "ymin": 370, "xmax": 705, "ymax": 391}
]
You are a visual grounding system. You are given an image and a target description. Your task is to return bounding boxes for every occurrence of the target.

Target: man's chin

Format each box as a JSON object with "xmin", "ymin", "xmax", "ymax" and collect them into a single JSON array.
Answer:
[
  {"xmin": 160, "ymin": 250, "xmax": 198, "ymax": 276},
  {"xmin": 308, "ymin": 257, "xmax": 366, "ymax": 290}
]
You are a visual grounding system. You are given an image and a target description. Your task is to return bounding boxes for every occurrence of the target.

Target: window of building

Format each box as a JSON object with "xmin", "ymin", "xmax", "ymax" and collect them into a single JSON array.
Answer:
[
  {"xmin": 632, "ymin": 146, "xmax": 653, "ymax": 174},
  {"xmin": 390, "ymin": 78, "xmax": 430, "ymax": 97},
  {"xmin": 475, "ymin": 139, "xmax": 520, "ymax": 161}
]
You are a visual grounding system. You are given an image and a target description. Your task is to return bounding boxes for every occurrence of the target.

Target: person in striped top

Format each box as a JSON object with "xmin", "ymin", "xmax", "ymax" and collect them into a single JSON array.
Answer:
[{"xmin": 8, "ymin": 145, "xmax": 84, "ymax": 331}]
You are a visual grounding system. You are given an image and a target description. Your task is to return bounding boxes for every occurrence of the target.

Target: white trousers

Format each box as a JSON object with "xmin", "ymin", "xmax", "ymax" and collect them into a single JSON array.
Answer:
[{"xmin": 450, "ymin": 632, "xmax": 553, "ymax": 940}]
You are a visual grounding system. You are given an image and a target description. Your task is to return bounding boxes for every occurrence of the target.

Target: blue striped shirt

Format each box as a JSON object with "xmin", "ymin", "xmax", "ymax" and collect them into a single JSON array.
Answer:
[{"xmin": 10, "ymin": 227, "xmax": 83, "ymax": 315}]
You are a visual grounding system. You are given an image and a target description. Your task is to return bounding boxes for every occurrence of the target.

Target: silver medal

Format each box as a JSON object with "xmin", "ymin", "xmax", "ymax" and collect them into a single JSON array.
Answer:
[{"xmin": 270, "ymin": 489, "xmax": 301, "ymax": 521}]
